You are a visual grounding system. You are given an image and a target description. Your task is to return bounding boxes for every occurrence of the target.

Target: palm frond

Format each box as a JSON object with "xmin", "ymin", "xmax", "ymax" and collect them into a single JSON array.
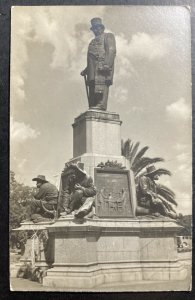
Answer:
[
  {"xmin": 136, "ymin": 166, "xmax": 171, "ymax": 179},
  {"xmin": 132, "ymin": 146, "xmax": 149, "ymax": 168},
  {"xmin": 157, "ymin": 184, "xmax": 175, "ymax": 198},
  {"xmin": 122, "ymin": 138, "xmax": 176, "ymax": 211},
  {"xmin": 157, "ymin": 195, "xmax": 177, "ymax": 213},
  {"xmin": 122, "ymin": 139, "xmax": 132, "ymax": 158},
  {"xmin": 129, "ymin": 142, "xmax": 140, "ymax": 164},
  {"xmin": 155, "ymin": 168, "xmax": 172, "ymax": 176},
  {"xmin": 157, "ymin": 185, "xmax": 177, "ymax": 206},
  {"xmin": 158, "ymin": 190, "xmax": 177, "ymax": 206},
  {"xmin": 133, "ymin": 157, "xmax": 164, "ymax": 176},
  {"xmin": 121, "ymin": 139, "xmax": 124, "ymax": 155}
]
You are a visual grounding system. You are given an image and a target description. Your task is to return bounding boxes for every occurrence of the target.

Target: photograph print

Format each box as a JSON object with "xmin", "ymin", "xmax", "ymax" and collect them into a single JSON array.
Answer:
[{"xmin": 10, "ymin": 5, "xmax": 192, "ymax": 291}]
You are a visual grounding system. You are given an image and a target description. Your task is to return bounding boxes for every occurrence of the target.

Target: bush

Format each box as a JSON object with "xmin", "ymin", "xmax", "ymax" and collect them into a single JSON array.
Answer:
[{"xmin": 9, "ymin": 171, "xmax": 34, "ymax": 248}]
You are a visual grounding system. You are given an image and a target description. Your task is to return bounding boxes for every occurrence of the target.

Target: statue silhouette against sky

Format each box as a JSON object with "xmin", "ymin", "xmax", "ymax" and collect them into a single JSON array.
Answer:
[{"xmin": 81, "ymin": 18, "xmax": 116, "ymax": 111}]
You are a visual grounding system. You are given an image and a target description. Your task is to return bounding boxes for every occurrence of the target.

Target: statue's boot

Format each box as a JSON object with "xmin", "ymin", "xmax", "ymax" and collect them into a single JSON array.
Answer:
[
  {"xmin": 60, "ymin": 211, "xmax": 68, "ymax": 217},
  {"xmin": 136, "ymin": 206, "xmax": 150, "ymax": 216},
  {"xmin": 60, "ymin": 208, "xmax": 71, "ymax": 216},
  {"xmin": 31, "ymin": 213, "xmax": 51, "ymax": 223},
  {"xmin": 74, "ymin": 197, "xmax": 94, "ymax": 218},
  {"xmin": 85, "ymin": 206, "xmax": 96, "ymax": 218},
  {"xmin": 60, "ymin": 209, "xmax": 74, "ymax": 218},
  {"xmin": 151, "ymin": 212, "xmax": 161, "ymax": 217},
  {"xmin": 166, "ymin": 211, "xmax": 178, "ymax": 219},
  {"xmin": 21, "ymin": 218, "xmax": 32, "ymax": 223}
]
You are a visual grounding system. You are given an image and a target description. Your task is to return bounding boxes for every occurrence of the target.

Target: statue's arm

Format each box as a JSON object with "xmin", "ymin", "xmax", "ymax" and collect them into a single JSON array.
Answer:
[
  {"xmin": 104, "ymin": 33, "xmax": 116, "ymax": 68},
  {"xmin": 33, "ymin": 186, "xmax": 45, "ymax": 200},
  {"xmin": 82, "ymin": 176, "xmax": 97, "ymax": 197},
  {"xmin": 139, "ymin": 177, "xmax": 149, "ymax": 195}
]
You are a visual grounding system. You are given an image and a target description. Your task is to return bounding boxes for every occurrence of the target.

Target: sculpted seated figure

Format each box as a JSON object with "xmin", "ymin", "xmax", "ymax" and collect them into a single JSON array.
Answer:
[
  {"xmin": 23, "ymin": 175, "xmax": 59, "ymax": 223},
  {"xmin": 59, "ymin": 163, "xmax": 97, "ymax": 219},
  {"xmin": 136, "ymin": 166, "xmax": 177, "ymax": 219}
]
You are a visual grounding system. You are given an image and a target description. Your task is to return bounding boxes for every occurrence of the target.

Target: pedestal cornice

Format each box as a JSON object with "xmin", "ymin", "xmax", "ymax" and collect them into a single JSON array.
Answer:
[
  {"xmin": 72, "ymin": 109, "xmax": 122, "ymax": 128},
  {"xmin": 45, "ymin": 217, "xmax": 182, "ymax": 234}
]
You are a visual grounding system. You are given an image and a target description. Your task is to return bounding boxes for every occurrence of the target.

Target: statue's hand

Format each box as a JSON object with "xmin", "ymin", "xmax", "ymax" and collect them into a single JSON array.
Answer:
[
  {"xmin": 80, "ymin": 69, "xmax": 87, "ymax": 76},
  {"xmin": 74, "ymin": 183, "xmax": 83, "ymax": 190},
  {"xmin": 103, "ymin": 64, "xmax": 110, "ymax": 71},
  {"xmin": 98, "ymin": 64, "xmax": 111, "ymax": 73},
  {"xmin": 153, "ymin": 198, "xmax": 161, "ymax": 205}
]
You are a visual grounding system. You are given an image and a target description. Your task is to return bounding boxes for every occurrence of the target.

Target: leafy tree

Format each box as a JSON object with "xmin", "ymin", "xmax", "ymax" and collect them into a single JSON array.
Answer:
[
  {"xmin": 177, "ymin": 215, "xmax": 192, "ymax": 236},
  {"xmin": 121, "ymin": 139, "xmax": 177, "ymax": 211},
  {"xmin": 10, "ymin": 171, "xmax": 34, "ymax": 248}
]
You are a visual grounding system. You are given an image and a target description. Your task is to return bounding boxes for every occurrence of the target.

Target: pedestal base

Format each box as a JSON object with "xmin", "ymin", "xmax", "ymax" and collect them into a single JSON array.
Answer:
[
  {"xmin": 43, "ymin": 262, "xmax": 187, "ymax": 290},
  {"xmin": 43, "ymin": 218, "xmax": 187, "ymax": 290}
]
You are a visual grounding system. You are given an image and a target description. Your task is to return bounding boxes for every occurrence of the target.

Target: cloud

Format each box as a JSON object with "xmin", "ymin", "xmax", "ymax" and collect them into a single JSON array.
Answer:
[
  {"xmin": 10, "ymin": 11, "xmax": 33, "ymax": 107},
  {"xmin": 128, "ymin": 32, "xmax": 171, "ymax": 60},
  {"xmin": 11, "ymin": 8, "xmax": 172, "ymax": 108},
  {"xmin": 115, "ymin": 34, "xmax": 135, "ymax": 79},
  {"xmin": 158, "ymin": 176, "xmax": 191, "ymax": 214},
  {"xmin": 175, "ymin": 149, "xmax": 191, "ymax": 185},
  {"xmin": 176, "ymin": 152, "xmax": 191, "ymax": 163},
  {"xmin": 166, "ymin": 97, "xmax": 191, "ymax": 120},
  {"xmin": 176, "ymin": 192, "xmax": 192, "ymax": 214},
  {"xmin": 17, "ymin": 158, "xmax": 28, "ymax": 170},
  {"xmin": 116, "ymin": 32, "xmax": 171, "ymax": 61},
  {"xmin": 11, "ymin": 6, "xmax": 106, "ymax": 107},
  {"xmin": 176, "ymin": 162, "xmax": 192, "ymax": 188},
  {"xmin": 10, "ymin": 117, "xmax": 40, "ymax": 144},
  {"xmin": 23, "ymin": 7, "xmax": 105, "ymax": 74},
  {"xmin": 113, "ymin": 87, "xmax": 128, "ymax": 104},
  {"xmin": 132, "ymin": 106, "xmax": 144, "ymax": 113},
  {"xmin": 114, "ymin": 32, "xmax": 171, "ymax": 81},
  {"xmin": 158, "ymin": 177, "xmax": 173, "ymax": 188},
  {"xmin": 125, "ymin": 106, "xmax": 144, "ymax": 115},
  {"xmin": 174, "ymin": 143, "xmax": 188, "ymax": 151}
]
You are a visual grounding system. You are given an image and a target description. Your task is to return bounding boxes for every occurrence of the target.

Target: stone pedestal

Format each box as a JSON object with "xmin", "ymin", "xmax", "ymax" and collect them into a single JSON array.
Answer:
[
  {"xmin": 72, "ymin": 110, "xmax": 122, "ymax": 157},
  {"xmin": 43, "ymin": 108, "xmax": 187, "ymax": 291},
  {"xmin": 70, "ymin": 109, "xmax": 129, "ymax": 179},
  {"xmin": 43, "ymin": 218, "xmax": 187, "ymax": 289}
]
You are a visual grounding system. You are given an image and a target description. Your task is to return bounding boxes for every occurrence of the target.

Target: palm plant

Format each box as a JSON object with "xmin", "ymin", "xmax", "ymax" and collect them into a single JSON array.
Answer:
[{"xmin": 121, "ymin": 139, "xmax": 177, "ymax": 210}]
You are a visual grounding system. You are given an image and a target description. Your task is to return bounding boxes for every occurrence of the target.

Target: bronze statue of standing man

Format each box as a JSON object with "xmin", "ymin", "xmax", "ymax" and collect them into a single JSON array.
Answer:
[{"xmin": 81, "ymin": 18, "xmax": 116, "ymax": 111}]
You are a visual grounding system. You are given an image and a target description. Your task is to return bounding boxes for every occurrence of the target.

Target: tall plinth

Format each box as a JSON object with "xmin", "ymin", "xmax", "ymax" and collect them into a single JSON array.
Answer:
[
  {"xmin": 73, "ymin": 110, "xmax": 122, "ymax": 157},
  {"xmin": 71, "ymin": 109, "xmax": 129, "ymax": 178}
]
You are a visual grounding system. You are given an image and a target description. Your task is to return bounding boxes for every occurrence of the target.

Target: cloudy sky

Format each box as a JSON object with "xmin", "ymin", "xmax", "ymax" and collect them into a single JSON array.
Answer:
[{"xmin": 10, "ymin": 5, "xmax": 192, "ymax": 214}]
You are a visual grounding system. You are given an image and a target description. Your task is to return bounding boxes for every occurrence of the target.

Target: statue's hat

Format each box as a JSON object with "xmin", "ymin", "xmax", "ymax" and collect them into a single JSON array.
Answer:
[
  {"xmin": 146, "ymin": 165, "xmax": 158, "ymax": 176},
  {"xmin": 32, "ymin": 175, "xmax": 48, "ymax": 183},
  {"xmin": 90, "ymin": 18, "xmax": 105, "ymax": 30},
  {"xmin": 63, "ymin": 163, "xmax": 86, "ymax": 177}
]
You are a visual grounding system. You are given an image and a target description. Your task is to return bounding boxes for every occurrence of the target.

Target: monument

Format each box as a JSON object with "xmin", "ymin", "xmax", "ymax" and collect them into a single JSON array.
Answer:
[{"xmin": 14, "ymin": 18, "xmax": 187, "ymax": 290}]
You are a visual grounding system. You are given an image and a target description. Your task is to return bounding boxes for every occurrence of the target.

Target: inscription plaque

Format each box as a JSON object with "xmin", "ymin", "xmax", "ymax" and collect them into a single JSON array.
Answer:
[{"xmin": 94, "ymin": 168, "xmax": 134, "ymax": 218}]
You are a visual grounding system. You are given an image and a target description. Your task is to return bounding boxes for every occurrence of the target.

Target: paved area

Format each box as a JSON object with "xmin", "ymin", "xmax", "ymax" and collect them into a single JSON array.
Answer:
[
  {"xmin": 10, "ymin": 272, "xmax": 191, "ymax": 292},
  {"xmin": 10, "ymin": 256, "xmax": 191, "ymax": 292}
]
